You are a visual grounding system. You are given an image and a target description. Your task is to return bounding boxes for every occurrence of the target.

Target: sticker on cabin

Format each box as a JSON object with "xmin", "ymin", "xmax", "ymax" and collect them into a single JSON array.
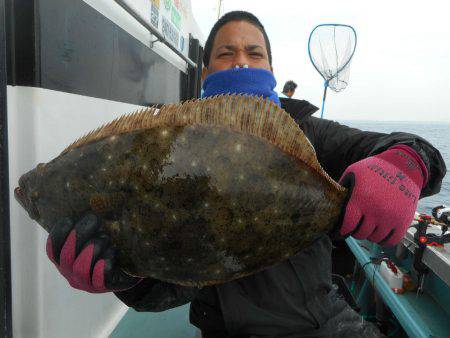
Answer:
[
  {"xmin": 171, "ymin": 5, "xmax": 181, "ymax": 29},
  {"xmin": 149, "ymin": 0, "xmax": 188, "ymax": 53},
  {"xmin": 162, "ymin": 16, "xmax": 179, "ymax": 49},
  {"xmin": 163, "ymin": 0, "xmax": 171, "ymax": 10},
  {"xmin": 151, "ymin": 2, "xmax": 159, "ymax": 28},
  {"xmin": 180, "ymin": 35, "xmax": 185, "ymax": 52}
]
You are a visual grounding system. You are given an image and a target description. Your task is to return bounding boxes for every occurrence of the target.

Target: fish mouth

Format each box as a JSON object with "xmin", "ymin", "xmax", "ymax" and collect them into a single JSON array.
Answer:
[{"xmin": 14, "ymin": 186, "xmax": 40, "ymax": 220}]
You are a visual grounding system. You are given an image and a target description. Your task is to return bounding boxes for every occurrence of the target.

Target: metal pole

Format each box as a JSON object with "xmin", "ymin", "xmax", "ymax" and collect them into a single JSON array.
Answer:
[
  {"xmin": 113, "ymin": 0, "xmax": 197, "ymax": 69},
  {"xmin": 320, "ymin": 81, "xmax": 328, "ymax": 119},
  {"xmin": 0, "ymin": 0, "xmax": 12, "ymax": 335},
  {"xmin": 217, "ymin": 0, "xmax": 222, "ymax": 19}
]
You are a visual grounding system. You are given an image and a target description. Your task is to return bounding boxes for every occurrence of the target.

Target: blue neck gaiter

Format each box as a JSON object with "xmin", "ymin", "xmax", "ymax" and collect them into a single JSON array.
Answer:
[{"xmin": 202, "ymin": 68, "xmax": 281, "ymax": 106}]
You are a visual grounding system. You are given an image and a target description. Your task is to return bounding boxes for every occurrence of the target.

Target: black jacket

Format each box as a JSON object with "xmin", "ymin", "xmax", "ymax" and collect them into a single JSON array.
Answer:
[{"xmin": 115, "ymin": 98, "xmax": 446, "ymax": 337}]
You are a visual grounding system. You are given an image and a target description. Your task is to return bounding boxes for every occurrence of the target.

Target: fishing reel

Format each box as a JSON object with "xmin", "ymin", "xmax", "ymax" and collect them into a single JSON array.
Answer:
[
  {"xmin": 432, "ymin": 205, "xmax": 450, "ymax": 230},
  {"xmin": 414, "ymin": 211, "xmax": 450, "ymax": 248},
  {"xmin": 412, "ymin": 210, "xmax": 450, "ymax": 293}
]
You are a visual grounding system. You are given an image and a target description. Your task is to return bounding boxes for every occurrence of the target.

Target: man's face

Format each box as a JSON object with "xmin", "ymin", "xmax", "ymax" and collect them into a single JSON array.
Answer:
[
  {"xmin": 202, "ymin": 20, "xmax": 272, "ymax": 81},
  {"xmin": 287, "ymin": 89, "xmax": 295, "ymax": 98}
]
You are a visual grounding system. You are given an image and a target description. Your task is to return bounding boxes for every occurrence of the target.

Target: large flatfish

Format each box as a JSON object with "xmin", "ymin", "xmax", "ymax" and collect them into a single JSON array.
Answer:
[{"xmin": 14, "ymin": 95, "xmax": 347, "ymax": 287}]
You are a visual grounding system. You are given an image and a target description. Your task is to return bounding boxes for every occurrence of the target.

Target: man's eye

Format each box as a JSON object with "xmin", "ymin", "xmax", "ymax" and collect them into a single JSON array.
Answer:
[
  {"xmin": 250, "ymin": 53, "xmax": 263, "ymax": 58},
  {"xmin": 218, "ymin": 52, "xmax": 233, "ymax": 57}
]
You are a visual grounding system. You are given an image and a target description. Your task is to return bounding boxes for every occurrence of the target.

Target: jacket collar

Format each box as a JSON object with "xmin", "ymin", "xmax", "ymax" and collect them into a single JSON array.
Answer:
[{"xmin": 279, "ymin": 98, "xmax": 319, "ymax": 124}]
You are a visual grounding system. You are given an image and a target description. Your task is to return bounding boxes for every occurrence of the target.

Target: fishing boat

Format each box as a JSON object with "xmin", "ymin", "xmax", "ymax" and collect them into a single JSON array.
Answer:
[
  {"xmin": 342, "ymin": 209, "xmax": 450, "ymax": 337},
  {"xmin": 0, "ymin": 1, "xmax": 448, "ymax": 337},
  {"xmin": 1, "ymin": 1, "xmax": 203, "ymax": 337}
]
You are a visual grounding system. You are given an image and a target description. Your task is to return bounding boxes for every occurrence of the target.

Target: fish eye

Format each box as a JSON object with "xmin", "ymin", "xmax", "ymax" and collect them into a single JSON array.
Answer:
[
  {"xmin": 30, "ymin": 190, "xmax": 39, "ymax": 200},
  {"xmin": 36, "ymin": 163, "xmax": 46, "ymax": 173}
]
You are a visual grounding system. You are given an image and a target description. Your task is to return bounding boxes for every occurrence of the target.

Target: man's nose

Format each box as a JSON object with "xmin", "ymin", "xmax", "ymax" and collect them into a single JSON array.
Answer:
[{"xmin": 233, "ymin": 51, "xmax": 250, "ymax": 68}]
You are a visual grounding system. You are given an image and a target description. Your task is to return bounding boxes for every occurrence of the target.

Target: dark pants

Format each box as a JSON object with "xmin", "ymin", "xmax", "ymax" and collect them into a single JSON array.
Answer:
[
  {"xmin": 200, "ymin": 295, "xmax": 383, "ymax": 338},
  {"xmin": 192, "ymin": 236, "xmax": 383, "ymax": 338}
]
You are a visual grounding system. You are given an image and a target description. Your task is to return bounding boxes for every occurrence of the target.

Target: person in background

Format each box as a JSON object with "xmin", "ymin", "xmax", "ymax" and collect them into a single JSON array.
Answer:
[
  {"xmin": 279, "ymin": 80, "xmax": 297, "ymax": 98},
  {"xmin": 43, "ymin": 10, "xmax": 446, "ymax": 338}
]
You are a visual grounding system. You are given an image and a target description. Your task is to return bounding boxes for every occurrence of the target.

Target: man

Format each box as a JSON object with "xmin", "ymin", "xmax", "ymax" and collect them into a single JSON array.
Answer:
[
  {"xmin": 45, "ymin": 11, "xmax": 446, "ymax": 338},
  {"xmin": 279, "ymin": 80, "xmax": 297, "ymax": 98}
]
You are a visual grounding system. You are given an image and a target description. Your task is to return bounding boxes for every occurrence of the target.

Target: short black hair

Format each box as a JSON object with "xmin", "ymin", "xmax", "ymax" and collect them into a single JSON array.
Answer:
[
  {"xmin": 283, "ymin": 80, "xmax": 297, "ymax": 93},
  {"xmin": 202, "ymin": 11, "xmax": 272, "ymax": 67}
]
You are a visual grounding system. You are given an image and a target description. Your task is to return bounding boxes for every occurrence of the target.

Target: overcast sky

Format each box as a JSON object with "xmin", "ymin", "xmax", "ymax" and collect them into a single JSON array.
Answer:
[{"xmin": 190, "ymin": 0, "xmax": 449, "ymax": 122}]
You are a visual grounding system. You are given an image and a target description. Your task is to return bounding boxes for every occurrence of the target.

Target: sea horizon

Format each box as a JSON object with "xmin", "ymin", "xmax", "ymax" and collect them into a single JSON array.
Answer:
[{"xmin": 338, "ymin": 119, "xmax": 450, "ymax": 124}]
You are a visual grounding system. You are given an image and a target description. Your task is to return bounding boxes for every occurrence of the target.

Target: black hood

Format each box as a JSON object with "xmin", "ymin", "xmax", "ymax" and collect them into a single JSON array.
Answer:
[{"xmin": 280, "ymin": 98, "xmax": 319, "ymax": 124}]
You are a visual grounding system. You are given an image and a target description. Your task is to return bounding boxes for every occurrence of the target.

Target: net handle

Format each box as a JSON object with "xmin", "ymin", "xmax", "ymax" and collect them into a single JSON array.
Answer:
[{"xmin": 320, "ymin": 81, "xmax": 328, "ymax": 119}]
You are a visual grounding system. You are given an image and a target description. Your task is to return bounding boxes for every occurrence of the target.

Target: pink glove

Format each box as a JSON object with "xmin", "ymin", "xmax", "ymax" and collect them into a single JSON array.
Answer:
[
  {"xmin": 339, "ymin": 144, "xmax": 428, "ymax": 246},
  {"xmin": 46, "ymin": 214, "xmax": 142, "ymax": 293}
]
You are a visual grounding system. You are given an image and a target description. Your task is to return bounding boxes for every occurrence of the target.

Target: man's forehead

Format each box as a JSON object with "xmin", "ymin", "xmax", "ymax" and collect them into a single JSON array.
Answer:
[{"xmin": 213, "ymin": 21, "xmax": 266, "ymax": 49}]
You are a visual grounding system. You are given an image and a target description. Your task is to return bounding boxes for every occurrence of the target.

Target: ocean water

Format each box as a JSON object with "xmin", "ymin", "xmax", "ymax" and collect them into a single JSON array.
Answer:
[{"xmin": 341, "ymin": 120, "xmax": 450, "ymax": 214}]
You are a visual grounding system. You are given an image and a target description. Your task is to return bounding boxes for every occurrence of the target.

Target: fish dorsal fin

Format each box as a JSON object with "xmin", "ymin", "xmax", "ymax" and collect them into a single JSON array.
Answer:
[{"xmin": 61, "ymin": 95, "xmax": 343, "ymax": 191}]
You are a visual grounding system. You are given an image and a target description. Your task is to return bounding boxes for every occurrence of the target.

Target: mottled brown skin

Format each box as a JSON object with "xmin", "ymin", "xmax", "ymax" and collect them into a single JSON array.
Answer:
[{"xmin": 15, "ymin": 124, "xmax": 347, "ymax": 286}]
